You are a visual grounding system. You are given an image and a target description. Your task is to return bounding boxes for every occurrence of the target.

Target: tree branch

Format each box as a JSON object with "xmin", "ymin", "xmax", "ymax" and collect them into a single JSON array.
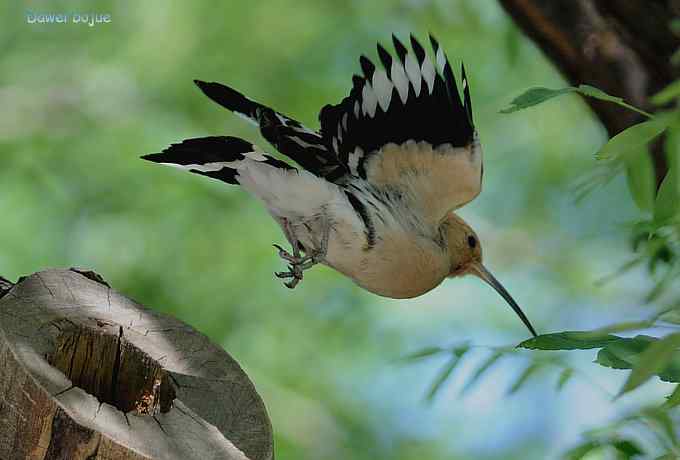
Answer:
[{"xmin": 498, "ymin": 0, "xmax": 680, "ymax": 187}]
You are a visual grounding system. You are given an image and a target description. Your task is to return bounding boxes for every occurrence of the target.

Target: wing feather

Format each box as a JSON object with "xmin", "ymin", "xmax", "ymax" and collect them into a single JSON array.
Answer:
[{"xmin": 319, "ymin": 34, "xmax": 480, "ymax": 223}]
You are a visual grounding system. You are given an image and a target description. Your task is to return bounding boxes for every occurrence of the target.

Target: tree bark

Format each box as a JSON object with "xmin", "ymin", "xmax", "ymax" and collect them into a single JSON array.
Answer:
[
  {"xmin": 498, "ymin": 0, "xmax": 680, "ymax": 187},
  {"xmin": 0, "ymin": 269, "xmax": 273, "ymax": 460}
]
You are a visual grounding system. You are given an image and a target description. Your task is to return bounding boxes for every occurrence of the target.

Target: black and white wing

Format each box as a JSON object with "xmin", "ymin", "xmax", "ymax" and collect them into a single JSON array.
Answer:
[
  {"xmin": 319, "ymin": 34, "xmax": 482, "ymax": 225},
  {"xmin": 194, "ymin": 80, "xmax": 348, "ymax": 181}
]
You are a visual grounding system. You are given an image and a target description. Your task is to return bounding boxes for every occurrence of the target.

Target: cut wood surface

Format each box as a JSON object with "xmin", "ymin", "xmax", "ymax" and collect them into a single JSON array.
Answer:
[{"xmin": 0, "ymin": 268, "xmax": 273, "ymax": 460}]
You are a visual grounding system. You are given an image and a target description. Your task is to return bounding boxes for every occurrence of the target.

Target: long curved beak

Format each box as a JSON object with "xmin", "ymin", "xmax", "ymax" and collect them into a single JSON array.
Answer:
[{"xmin": 469, "ymin": 263, "xmax": 538, "ymax": 337}]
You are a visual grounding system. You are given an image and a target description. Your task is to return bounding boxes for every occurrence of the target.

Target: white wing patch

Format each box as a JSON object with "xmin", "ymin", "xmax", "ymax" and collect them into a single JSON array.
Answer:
[
  {"xmin": 161, "ymin": 161, "xmax": 233, "ymax": 172},
  {"xmin": 435, "ymin": 47, "xmax": 446, "ymax": 74},
  {"xmin": 361, "ymin": 83, "xmax": 378, "ymax": 118},
  {"xmin": 372, "ymin": 69, "xmax": 394, "ymax": 113},
  {"xmin": 234, "ymin": 111, "xmax": 258, "ymax": 127},
  {"xmin": 420, "ymin": 57, "xmax": 436, "ymax": 94},
  {"xmin": 390, "ymin": 60, "xmax": 409, "ymax": 104},
  {"xmin": 404, "ymin": 53, "xmax": 422, "ymax": 97},
  {"xmin": 289, "ymin": 135, "xmax": 326, "ymax": 150}
]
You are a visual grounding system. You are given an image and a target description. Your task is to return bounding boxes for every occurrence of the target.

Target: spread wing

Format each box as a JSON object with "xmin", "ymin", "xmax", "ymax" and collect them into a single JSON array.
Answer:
[
  {"xmin": 194, "ymin": 80, "xmax": 348, "ymax": 181},
  {"xmin": 319, "ymin": 34, "xmax": 482, "ymax": 225}
]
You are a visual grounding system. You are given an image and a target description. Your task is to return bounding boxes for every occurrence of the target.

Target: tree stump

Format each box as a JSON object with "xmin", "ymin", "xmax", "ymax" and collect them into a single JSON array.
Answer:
[{"xmin": 0, "ymin": 269, "xmax": 274, "ymax": 460}]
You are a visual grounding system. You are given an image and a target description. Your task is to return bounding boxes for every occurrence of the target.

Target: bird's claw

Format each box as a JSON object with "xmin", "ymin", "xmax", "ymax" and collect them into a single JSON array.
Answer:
[
  {"xmin": 272, "ymin": 218, "xmax": 328, "ymax": 290},
  {"xmin": 275, "ymin": 263, "xmax": 304, "ymax": 289},
  {"xmin": 273, "ymin": 242, "xmax": 319, "ymax": 289},
  {"xmin": 273, "ymin": 243, "xmax": 313, "ymax": 265}
]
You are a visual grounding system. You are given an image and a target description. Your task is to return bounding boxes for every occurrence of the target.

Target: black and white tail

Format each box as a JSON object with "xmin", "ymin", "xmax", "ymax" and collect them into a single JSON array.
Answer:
[
  {"xmin": 141, "ymin": 136, "xmax": 295, "ymax": 185},
  {"xmin": 141, "ymin": 136, "xmax": 342, "ymax": 218},
  {"xmin": 193, "ymin": 81, "xmax": 346, "ymax": 180}
]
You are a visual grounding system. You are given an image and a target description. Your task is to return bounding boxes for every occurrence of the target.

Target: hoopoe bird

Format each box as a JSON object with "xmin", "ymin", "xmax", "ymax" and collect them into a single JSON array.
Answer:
[{"xmin": 142, "ymin": 34, "xmax": 537, "ymax": 337}]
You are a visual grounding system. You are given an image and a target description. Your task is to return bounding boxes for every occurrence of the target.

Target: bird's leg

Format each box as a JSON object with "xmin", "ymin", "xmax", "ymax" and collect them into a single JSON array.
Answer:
[
  {"xmin": 273, "ymin": 218, "xmax": 329, "ymax": 289},
  {"xmin": 273, "ymin": 219, "xmax": 307, "ymax": 289}
]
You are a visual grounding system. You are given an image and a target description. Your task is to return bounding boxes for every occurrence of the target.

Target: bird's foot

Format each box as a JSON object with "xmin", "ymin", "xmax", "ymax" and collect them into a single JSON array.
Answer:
[
  {"xmin": 273, "ymin": 244, "xmax": 322, "ymax": 289},
  {"xmin": 274, "ymin": 265, "xmax": 303, "ymax": 289}
]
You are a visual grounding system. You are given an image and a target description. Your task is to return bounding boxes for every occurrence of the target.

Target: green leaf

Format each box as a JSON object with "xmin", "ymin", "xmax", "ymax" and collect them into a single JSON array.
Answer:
[
  {"xmin": 670, "ymin": 19, "xmax": 680, "ymax": 35},
  {"xmin": 641, "ymin": 407, "xmax": 678, "ymax": 446},
  {"xmin": 556, "ymin": 367, "xmax": 573, "ymax": 391},
  {"xmin": 564, "ymin": 440, "xmax": 601, "ymax": 460},
  {"xmin": 654, "ymin": 163, "xmax": 680, "ymax": 223},
  {"xmin": 500, "ymin": 84, "xmax": 654, "ymax": 117},
  {"xmin": 595, "ymin": 335, "xmax": 657, "ymax": 370},
  {"xmin": 460, "ymin": 351, "xmax": 503, "ymax": 395},
  {"xmin": 646, "ymin": 268, "xmax": 679, "ymax": 304},
  {"xmin": 619, "ymin": 332, "xmax": 680, "ymax": 396},
  {"xmin": 654, "ymin": 453, "xmax": 677, "ymax": 460},
  {"xmin": 507, "ymin": 362, "xmax": 541, "ymax": 395},
  {"xmin": 624, "ymin": 147, "xmax": 656, "ymax": 212},
  {"xmin": 499, "ymin": 87, "xmax": 574, "ymax": 113},
  {"xmin": 596, "ymin": 335, "xmax": 680, "ymax": 385},
  {"xmin": 576, "ymin": 85, "xmax": 653, "ymax": 118},
  {"xmin": 596, "ymin": 120, "xmax": 668, "ymax": 161},
  {"xmin": 611, "ymin": 439, "xmax": 644, "ymax": 457},
  {"xmin": 518, "ymin": 331, "xmax": 620, "ymax": 350},
  {"xmin": 577, "ymin": 84, "xmax": 625, "ymax": 104},
  {"xmin": 663, "ymin": 384, "xmax": 680, "ymax": 409},
  {"xmin": 595, "ymin": 258, "xmax": 645, "ymax": 286},
  {"xmin": 400, "ymin": 346, "xmax": 445, "ymax": 362},
  {"xmin": 655, "ymin": 118, "xmax": 680, "ymax": 222},
  {"xmin": 426, "ymin": 347, "xmax": 469, "ymax": 401},
  {"xmin": 652, "ymin": 79, "xmax": 680, "ymax": 105},
  {"xmin": 657, "ymin": 306, "xmax": 680, "ymax": 325},
  {"xmin": 452, "ymin": 344, "xmax": 470, "ymax": 358}
]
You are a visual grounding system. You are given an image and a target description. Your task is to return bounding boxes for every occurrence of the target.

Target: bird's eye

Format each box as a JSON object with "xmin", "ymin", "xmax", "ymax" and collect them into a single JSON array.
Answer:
[{"xmin": 467, "ymin": 235, "xmax": 477, "ymax": 248}]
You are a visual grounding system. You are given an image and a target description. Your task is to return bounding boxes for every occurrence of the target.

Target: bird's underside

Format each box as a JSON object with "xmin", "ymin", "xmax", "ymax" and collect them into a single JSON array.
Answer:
[{"xmin": 142, "ymin": 34, "xmax": 482, "ymax": 297}]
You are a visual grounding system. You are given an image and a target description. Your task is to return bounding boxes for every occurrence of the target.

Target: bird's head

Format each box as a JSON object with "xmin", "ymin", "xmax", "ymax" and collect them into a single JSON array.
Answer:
[{"xmin": 442, "ymin": 213, "xmax": 537, "ymax": 337}]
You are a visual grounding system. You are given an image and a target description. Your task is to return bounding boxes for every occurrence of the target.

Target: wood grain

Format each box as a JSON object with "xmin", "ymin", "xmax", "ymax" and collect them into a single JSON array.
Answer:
[{"xmin": 0, "ymin": 269, "xmax": 273, "ymax": 460}]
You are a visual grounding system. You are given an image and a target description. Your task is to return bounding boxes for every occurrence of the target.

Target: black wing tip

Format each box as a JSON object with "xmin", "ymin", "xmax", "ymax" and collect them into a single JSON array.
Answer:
[
  {"xmin": 140, "ymin": 152, "xmax": 162, "ymax": 163},
  {"xmin": 392, "ymin": 34, "xmax": 408, "ymax": 61},
  {"xmin": 376, "ymin": 42, "xmax": 393, "ymax": 70},
  {"xmin": 428, "ymin": 33, "xmax": 440, "ymax": 51},
  {"xmin": 193, "ymin": 79, "xmax": 213, "ymax": 92},
  {"xmin": 194, "ymin": 79, "xmax": 230, "ymax": 96},
  {"xmin": 359, "ymin": 54, "xmax": 376, "ymax": 79},
  {"xmin": 409, "ymin": 34, "xmax": 426, "ymax": 61}
]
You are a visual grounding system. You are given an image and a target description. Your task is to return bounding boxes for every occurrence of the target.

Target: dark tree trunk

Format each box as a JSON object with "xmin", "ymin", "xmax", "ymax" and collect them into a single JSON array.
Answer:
[{"xmin": 498, "ymin": 0, "xmax": 680, "ymax": 187}]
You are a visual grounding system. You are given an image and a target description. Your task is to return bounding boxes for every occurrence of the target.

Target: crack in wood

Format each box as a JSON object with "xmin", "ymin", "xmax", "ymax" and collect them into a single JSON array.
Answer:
[
  {"xmin": 110, "ymin": 326, "xmax": 124, "ymax": 407},
  {"xmin": 0, "ymin": 269, "xmax": 273, "ymax": 460},
  {"xmin": 52, "ymin": 385, "xmax": 75, "ymax": 397},
  {"xmin": 35, "ymin": 272, "xmax": 55, "ymax": 297}
]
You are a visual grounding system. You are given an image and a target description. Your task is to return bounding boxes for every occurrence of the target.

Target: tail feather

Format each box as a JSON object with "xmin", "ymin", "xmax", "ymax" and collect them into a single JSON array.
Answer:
[
  {"xmin": 142, "ymin": 135, "xmax": 342, "ymax": 219},
  {"xmin": 194, "ymin": 80, "xmax": 261, "ymax": 126},
  {"xmin": 193, "ymin": 80, "xmax": 347, "ymax": 179},
  {"xmin": 141, "ymin": 136, "xmax": 295, "ymax": 185}
]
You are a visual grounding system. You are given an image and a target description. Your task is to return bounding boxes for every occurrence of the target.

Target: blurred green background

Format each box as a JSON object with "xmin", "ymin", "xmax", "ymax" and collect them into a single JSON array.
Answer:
[{"xmin": 1, "ymin": 1, "xmax": 671, "ymax": 459}]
